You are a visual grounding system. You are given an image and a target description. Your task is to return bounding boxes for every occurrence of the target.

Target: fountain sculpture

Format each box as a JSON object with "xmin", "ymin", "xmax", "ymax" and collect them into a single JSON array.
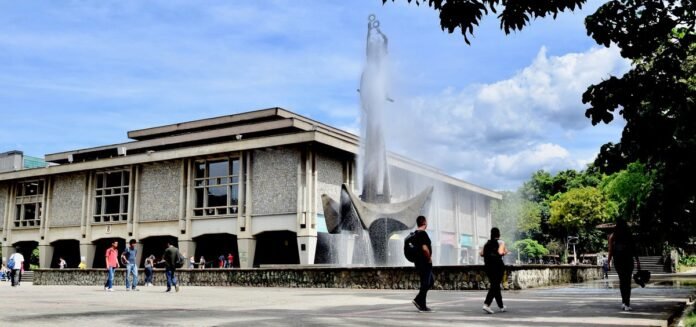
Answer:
[{"xmin": 321, "ymin": 15, "xmax": 433, "ymax": 265}]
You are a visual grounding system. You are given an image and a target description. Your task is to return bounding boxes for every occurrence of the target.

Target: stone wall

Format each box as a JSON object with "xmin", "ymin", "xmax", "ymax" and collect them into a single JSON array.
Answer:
[
  {"xmin": 50, "ymin": 173, "xmax": 85, "ymax": 227},
  {"xmin": 33, "ymin": 265, "xmax": 601, "ymax": 290},
  {"xmin": 316, "ymin": 153, "xmax": 343, "ymax": 213},
  {"xmin": 139, "ymin": 160, "xmax": 181, "ymax": 221},
  {"xmin": 252, "ymin": 147, "xmax": 299, "ymax": 216},
  {"xmin": 0, "ymin": 182, "xmax": 7, "ymax": 229}
]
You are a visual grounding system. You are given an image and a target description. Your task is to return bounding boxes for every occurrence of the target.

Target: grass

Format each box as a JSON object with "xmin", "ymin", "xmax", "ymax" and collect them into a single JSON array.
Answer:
[{"xmin": 684, "ymin": 311, "xmax": 696, "ymax": 327}]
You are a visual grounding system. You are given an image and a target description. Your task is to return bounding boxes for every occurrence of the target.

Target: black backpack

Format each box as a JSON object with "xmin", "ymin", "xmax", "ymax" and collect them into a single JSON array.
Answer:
[
  {"xmin": 404, "ymin": 231, "xmax": 420, "ymax": 262},
  {"xmin": 175, "ymin": 249, "xmax": 185, "ymax": 268}
]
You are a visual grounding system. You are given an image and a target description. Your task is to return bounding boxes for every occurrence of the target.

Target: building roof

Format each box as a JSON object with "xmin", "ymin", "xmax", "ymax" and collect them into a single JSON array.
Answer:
[{"xmin": 0, "ymin": 107, "xmax": 501, "ymax": 199}]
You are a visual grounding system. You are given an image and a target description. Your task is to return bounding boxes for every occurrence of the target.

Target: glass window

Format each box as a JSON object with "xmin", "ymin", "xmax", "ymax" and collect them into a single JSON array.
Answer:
[
  {"xmin": 14, "ymin": 180, "xmax": 45, "ymax": 228},
  {"xmin": 192, "ymin": 157, "xmax": 240, "ymax": 217},
  {"xmin": 94, "ymin": 170, "xmax": 130, "ymax": 223}
]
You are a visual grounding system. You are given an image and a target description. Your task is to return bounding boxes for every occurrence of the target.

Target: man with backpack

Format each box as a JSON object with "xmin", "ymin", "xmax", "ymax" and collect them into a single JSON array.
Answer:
[
  {"xmin": 161, "ymin": 240, "xmax": 182, "ymax": 293},
  {"xmin": 408, "ymin": 215, "xmax": 434, "ymax": 312},
  {"xmin": 8, "ymin": 247, "xmax": 25, "ymax": 287}
]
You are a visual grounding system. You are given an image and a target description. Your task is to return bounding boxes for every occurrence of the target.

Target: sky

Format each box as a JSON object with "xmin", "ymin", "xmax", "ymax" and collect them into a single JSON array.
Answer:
[{"xmin": 0, "ymin": 0, "xmax": 630, "ymax": 191}]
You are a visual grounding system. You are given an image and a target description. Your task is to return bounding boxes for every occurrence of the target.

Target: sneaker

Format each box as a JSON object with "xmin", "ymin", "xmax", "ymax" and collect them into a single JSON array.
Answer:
[
  {"xmin": 412, "ymin": 300, "xmax": 424, "ymax": 311},
  {"xmin": 420, "ymin": 306, "xmax": 433, "ymax": 313},
  {"xmin": 482, "ymin": 305, "xmax": 494, "ymax": 314},
  {"xmin": 622, "ymin": 304, "xmax": 633, "ymax": 311},
  {"xmin": 175, "ymin": 285, "xmax": 180, "ymax": 292},
  {"xmin": 165, "ymin": 289, "xmax": 171, "ymax": 292},
  {"xmin": 498, "ymin": 306, "xmax": 507, "ymax": 312},
  {"xmin": 126, "ymin": 288, "xmax": 130, "ymax": 292},
  {"xmin": 107, "ymin": 288, "xmax": 113, "ymax": 292}
]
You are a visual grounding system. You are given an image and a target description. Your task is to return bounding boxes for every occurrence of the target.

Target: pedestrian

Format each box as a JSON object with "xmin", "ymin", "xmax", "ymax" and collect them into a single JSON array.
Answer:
[
  {"xmin": 121, "ymin": 239, "xmax": 139, "ymax": 291},
  {"xmin": 58, "ymin": 257, "xmax": 67, "ymax": 269},
  {"xmin": 104, "ymin": 239, "xmax": 120, "ymax": 292},
  {"xmin": 608, "ymin": 220, "xmax": 641, "ymax": 311},
  {"xmin": 8, "ymin": 248, "xmax": 25, "ymax": 287},
  {"xmin": 480, "ymin": 227, "xmax": 507, "ymax": 314},
  {"xmin": 161, "ymin": 241, "xmax": 181, "ymax": 292},
  {"xmin": 144, "ymin": 255, "xmax": 155, "ymax": 286},
  {"xmin": 227, "ymin": 253, "xmax": 234, "ymax": 268},
  {"xmin": 218, "ymin": 254, "xmax": 225, "ymax": 268},
  {"xmin": 199, "ymin": 256, "xmax": 206, "ymax": 269},
  {"xmin": 601, "ymin": 255, "xmax": 609, "ymax": 279},
  {"xmin": 189, "ymin": 256, "xmax": 195, "ymax": 269},
  {"xmin": 411, "ymin": 215, "xmax": 434, "ymax": 312}
]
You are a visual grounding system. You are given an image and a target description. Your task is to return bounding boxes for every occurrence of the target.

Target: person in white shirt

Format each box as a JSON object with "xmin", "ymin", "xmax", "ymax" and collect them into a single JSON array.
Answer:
[
  {"xmin": 58, "ymin": 257, "xmax": 67, "ymax": 269},
  {"xmin": 9, "ymin": 248, "xmax": 25, "ymax": 287}
]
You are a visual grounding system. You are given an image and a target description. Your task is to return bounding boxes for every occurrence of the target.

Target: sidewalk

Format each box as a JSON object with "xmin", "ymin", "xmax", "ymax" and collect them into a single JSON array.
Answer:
[{"xmin": 2, "ymin": 275, "xmax": 694, "ymax": 326}]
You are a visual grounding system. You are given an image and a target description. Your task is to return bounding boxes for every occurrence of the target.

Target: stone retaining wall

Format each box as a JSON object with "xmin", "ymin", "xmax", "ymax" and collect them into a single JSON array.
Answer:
[{"xmin": 33, "ymin": 265, "xmax": 601, "ymax": 290}]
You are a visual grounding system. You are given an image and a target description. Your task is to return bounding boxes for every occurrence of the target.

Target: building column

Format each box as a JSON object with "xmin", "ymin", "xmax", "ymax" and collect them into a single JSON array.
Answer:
[
  {"xmin": 2, "ymin": 245, "xmax": 15, "ymax": 266},
  {"xmin": 237, "ymin": 238, "xmax": 256, "ymax": 268},
  {"xmin": 38, "ymin": 244, "xmax": 54, "ymax": 268},
  {"xmin": 80, "ymin": 242, "xmax": 96, "ymax": 268},
  {"xmin": 134, "ymin": 242, "xmax": 144, "ymax": 267},
  {"xmin": 296, "ymin": 236, "xmax": 317, "ymax": 265},
  {"xmin": 178, "ymin": 239, "xmax": 196, "ymax": 265}
]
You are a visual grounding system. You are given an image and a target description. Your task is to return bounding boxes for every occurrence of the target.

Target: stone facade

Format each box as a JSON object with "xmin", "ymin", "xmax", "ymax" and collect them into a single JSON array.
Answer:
[
  {"xmin": 316, "ymin": 154, "xmax": 343, "ymax": 213},
  {"xmin": 138, "ymin": 160, "xmax": 181, "ymax": 221},
  {"xmin": 0, "ymin": 182, "xmax": 7, "ymax": 229},
  {"xmin": 252, "ymin": 147, "xmax": 299, "ymax": 216},
  {"xmin": 33, "ymin": 265, "xmax": 601, "ymax": 289},
  {"xmin": 49, "ymin": 173, "xmax": 86, "ymax": 227}
]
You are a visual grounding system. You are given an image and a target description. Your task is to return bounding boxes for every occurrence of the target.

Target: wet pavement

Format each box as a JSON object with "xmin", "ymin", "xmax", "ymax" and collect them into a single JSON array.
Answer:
[{"xmin": 2, "ymin": 274, "xmax": 694, "ymax": 326}]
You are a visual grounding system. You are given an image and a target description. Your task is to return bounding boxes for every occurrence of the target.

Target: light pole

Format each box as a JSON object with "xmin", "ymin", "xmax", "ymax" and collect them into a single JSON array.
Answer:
[{"xmin": 567, "ymin": 236, "xmax": 579, "ymax": 265}]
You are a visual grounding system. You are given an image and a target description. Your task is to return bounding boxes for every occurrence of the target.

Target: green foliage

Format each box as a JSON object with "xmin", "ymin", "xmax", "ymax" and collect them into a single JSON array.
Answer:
[
  {"xmin": 599, "ymin": 162, "xmax": 653, "ymax": 222},
  {"xmin": 680, "ymin": 255, "xmax": 696, "ymax": 267},
  {"xmin": 382, "ymin": 0, "xmax": 586, "ymax": 44},
  {"xmin": 549, "ymin": 187, "xmax": 614, "ymax": 230},
  {"xmin": 545, "ymin": 240, "xmax": 563, "ymax": 255},
  {"xmin": 583, "ymin": 1, "xmax": 696, "ymax": 247},
  {"xmin": 31, "ymin": 248, "xmax": 40, "ymax": 268},
  {"xmin": 513, "ymin": 238, "xmax": 549, "ymax": 260}
]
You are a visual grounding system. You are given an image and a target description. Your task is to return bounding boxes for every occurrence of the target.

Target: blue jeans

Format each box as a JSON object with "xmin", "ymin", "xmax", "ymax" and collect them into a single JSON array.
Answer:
[
  {"xmin": 165, "ymin": 267, "xmax": 177, "ymax": 290},
  {"xmin": 125, "ymin": 263, "xmax": 138, "ymax": 289},
  {"xmin": 105, "ymin": 267, "xmax": 115, "ymax": 289}
]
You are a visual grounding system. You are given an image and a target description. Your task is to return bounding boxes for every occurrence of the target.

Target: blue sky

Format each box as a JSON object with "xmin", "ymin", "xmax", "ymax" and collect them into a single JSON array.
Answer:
[{"xmin": 0, "ymin": 0, "xmax": 629, "ymax": 190}]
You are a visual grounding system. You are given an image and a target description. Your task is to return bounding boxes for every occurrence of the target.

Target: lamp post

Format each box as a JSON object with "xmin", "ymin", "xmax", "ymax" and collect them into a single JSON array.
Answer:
[{"xmin": 567, "ymin": 236, "xmax": 579, "ymax": 265}]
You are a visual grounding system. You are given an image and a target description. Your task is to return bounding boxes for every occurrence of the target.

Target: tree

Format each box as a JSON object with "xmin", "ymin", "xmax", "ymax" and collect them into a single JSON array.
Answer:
[
  {"xmin": 382, "ymin": 0, "xmax": 586, "ymax": 44},
  {"xmin": 513, "ymin": 238, "xmax": 549, "ymax": 262},
  {"xmin": 582, "ymin": 1, "xmax": 696, "ymax": 247},
  {"xmin": 599, "ymin": 162, "xmax": 653, "ymax": 223},
  {"xmin": 549, "ymin": 186, "xmax": 615, "ymax": 255}
]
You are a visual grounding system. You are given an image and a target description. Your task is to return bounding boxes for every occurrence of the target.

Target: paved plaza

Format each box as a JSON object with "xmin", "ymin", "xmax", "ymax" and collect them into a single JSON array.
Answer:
[{"xmin": 2, "ymin": 275, "xmax": 695, "ymax": 327}]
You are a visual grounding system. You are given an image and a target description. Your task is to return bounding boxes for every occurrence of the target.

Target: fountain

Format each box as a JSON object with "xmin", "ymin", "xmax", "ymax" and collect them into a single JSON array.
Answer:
[{"xmin": 321, "ymin": 15, "xmax": 433, "ymax": 266}]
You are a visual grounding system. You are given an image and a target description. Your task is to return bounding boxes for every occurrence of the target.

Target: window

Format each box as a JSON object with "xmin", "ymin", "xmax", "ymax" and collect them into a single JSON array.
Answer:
[
  {"xmin": 193, "ymin": 157, "xmax": 240, "ymax": 217},
  {"xmin": 94, "ymin": 170, "xmax": 130, "ymax": 223},
  {"xmin": 14, "ymin": 180, "xmax": 44, "ymax": 228}
]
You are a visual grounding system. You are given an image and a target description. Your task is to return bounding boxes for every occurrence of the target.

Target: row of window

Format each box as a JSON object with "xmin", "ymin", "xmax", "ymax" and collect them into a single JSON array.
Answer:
[{"xmin": 10, "ymin": 158, "xmax": 241, "ymax": 227}]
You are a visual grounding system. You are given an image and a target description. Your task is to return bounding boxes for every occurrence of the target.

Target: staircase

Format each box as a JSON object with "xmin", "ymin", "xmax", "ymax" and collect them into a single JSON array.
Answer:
[
  {"xmin": 608, "ymin": 256, "xmax": 665, "ymax": 275},
  {"xmin": 20, "ymin": 271, "xmax": 33, "ymax": 283}
]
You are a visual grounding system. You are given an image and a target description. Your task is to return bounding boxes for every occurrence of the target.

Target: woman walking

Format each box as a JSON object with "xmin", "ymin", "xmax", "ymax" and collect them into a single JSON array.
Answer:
[
  {"xmin": 144, "ymin": 255, "xmax": 155, "ymax": 286},
  {"xmin": 608, "ymin": 220, "xmax": 641, "ymax": 311},
  {"xmin": 480, "ymin": 227, "xmax": 507, "ymax": 314}
]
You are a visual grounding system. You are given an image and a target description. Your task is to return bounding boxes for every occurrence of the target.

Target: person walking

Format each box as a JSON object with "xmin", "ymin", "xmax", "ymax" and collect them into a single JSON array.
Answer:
[
  {"xmin": 58, "ymin": 257, "xmax": 67, "ymax": 269},
  {"xmin": 411, "ymin": 215, "xmax": 434, "ymax": 312},
  {"xmin": 121, "ymin": 239, "xmax": 139, "ymax": 291},
  {"xmin": 481, "ymin": 227, "xmax": 507, "ymax": 314},
  {"xmin": 227, "ymin": 253, "xmax": 234, "ymax": 268},
  {"xmin": 198, "ymin": 256, "xmax": 206, "ymax": 269},
  {"xmin": 104, "ymin": 240, "xmax": 120, "ymax": 292},
  {"xmin": 8, "ymin": 248, "xmax": 25, "ymax": 287},
  {"xmin": 162, "ymin": 241, "xmax": 181, "ymax": 293},
  {"xmin": 189, "ymin": 256, "xmax": 195, "ymax": 269},
  {"xmin": 608, "ymin": 220, "xmax": 641, "ymax": 311},
  {"xmin": 144, "ymin": 255, "xmax": 155, "ymax": 286}
]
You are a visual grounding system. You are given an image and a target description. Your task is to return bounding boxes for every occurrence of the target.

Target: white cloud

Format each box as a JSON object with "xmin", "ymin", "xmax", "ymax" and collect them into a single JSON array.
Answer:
[{"xmin": 383, "ymin": 46, "xmax": 630, "ymax": 190}]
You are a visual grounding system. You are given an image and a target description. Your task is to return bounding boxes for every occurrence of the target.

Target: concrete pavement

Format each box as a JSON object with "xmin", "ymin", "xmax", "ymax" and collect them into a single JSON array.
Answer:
[{"xmin": 2, "ymin": 275, "xmax": 694, "ymax": 326}]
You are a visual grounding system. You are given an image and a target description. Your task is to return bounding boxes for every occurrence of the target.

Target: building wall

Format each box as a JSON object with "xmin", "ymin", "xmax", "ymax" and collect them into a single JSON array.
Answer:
[
  {"xmin": 50, "ymin": 173, "xmax": 86, "ymax": 227},
  {"xmin": 139, "ymin": 160, "xmax": 182, "ymax": 222},
  {"xmin": 316, "ymin": 153, "xmax": 343, "ymax": 213},
  {"xmin": 252, "ymin": 147, "xmax": 299, "ymax": 216},
  {"xmin": 0, "ymin": 182, "xmax": 7, "ymax": 229}
]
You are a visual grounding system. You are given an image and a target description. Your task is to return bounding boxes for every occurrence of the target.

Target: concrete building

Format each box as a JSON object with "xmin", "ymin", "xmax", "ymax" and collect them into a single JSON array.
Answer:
[{"xmin": 0, "ymin": 108, "xmax": 500, "ymax": 269}]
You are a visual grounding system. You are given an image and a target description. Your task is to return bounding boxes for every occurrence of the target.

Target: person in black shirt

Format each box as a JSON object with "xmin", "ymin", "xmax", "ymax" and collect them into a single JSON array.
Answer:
[
  {"xmin": 411, "ymin": 215, "xmax": 434, "ymax": 312},
  {"xmin": 608, "ymin": 220, "xmax": 641, "ymax": 311},
  {"xmin": 480, "ymin": 227, "xmax": 507, "ymax": 314}
]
